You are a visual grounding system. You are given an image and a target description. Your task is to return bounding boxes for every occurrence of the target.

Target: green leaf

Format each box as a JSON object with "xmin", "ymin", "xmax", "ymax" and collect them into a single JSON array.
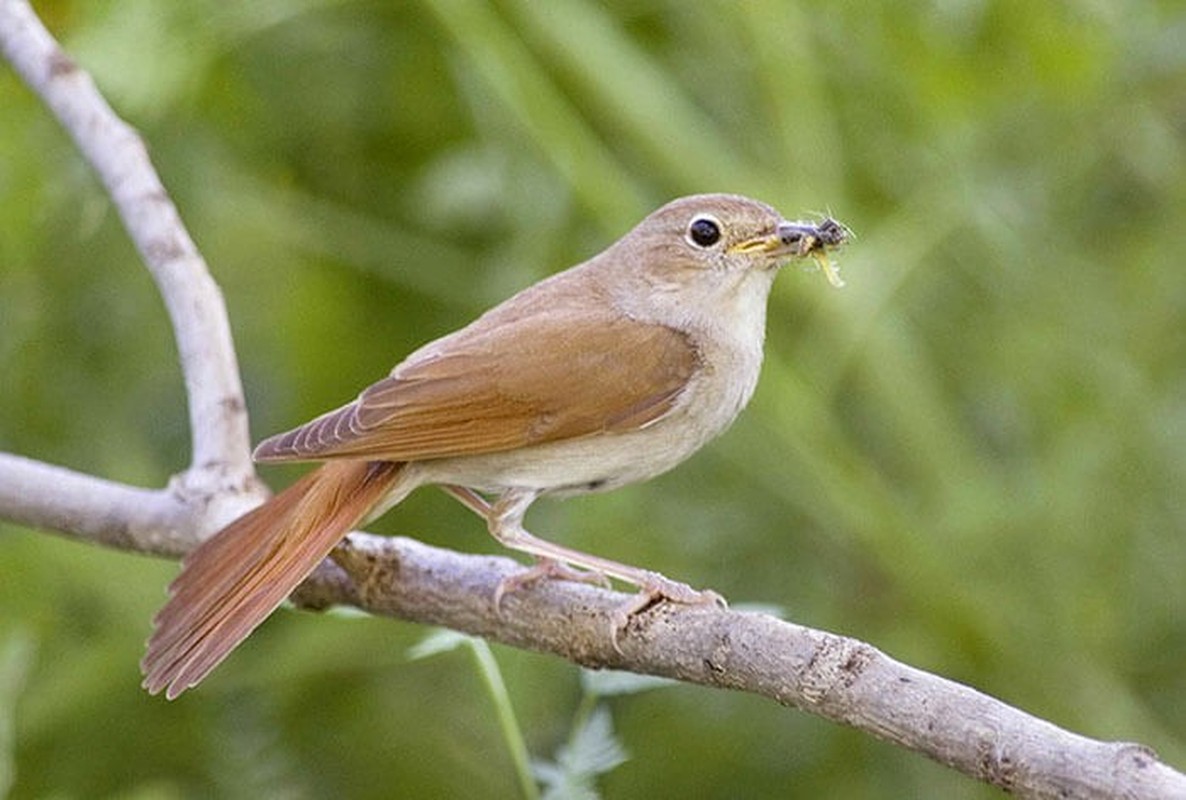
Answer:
[
  {"xmin": 406, "ymin": 628, "xmax": 474, "ymax": 661},
  {"xmin": 535, "ymin": 706, "xmax": 628, "ymax": 800},
  {"xmin": 580, "ymin": 668, "xmax": 676, "ymax": 698}
]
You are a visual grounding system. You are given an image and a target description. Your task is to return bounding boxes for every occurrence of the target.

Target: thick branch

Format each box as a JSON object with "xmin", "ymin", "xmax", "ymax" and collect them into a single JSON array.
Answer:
[
  {"xmin": 7, "ymin": 476, "xmax": 1186, "ymax": 799},
  {"xmin": 314, "ymin": 533, "xmax": 1186, "ymax": 800}
]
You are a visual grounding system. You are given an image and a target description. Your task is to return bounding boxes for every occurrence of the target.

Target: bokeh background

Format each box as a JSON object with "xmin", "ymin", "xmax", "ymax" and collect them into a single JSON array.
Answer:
[{"xmin": 2, "ymin": 1, "xmax": 1185, "ymax": 797}]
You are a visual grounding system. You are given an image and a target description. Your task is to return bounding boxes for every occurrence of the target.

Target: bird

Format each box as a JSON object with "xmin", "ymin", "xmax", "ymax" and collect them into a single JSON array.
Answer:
[{"xmin": 141, "ymin": 193, "xmax": 848, "ymax": 699}]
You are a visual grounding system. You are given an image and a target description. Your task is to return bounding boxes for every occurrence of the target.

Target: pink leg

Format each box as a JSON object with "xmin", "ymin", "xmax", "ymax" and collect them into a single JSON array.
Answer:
[{"xmin": 440, "ymin": 484, "xmax": 726, "ymax": 648}]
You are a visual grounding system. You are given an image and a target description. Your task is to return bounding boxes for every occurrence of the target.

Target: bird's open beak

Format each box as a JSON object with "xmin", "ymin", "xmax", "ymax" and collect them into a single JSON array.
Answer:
[{"xmin": 731, "ymin": 219, "xmax": 849, "ymax": 288}]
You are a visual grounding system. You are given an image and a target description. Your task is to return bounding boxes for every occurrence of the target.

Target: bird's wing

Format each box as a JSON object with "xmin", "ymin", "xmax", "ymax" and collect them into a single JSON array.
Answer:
[{"xmin": 253, "ymin": 310, "xmax": 699, "ymax": 463}]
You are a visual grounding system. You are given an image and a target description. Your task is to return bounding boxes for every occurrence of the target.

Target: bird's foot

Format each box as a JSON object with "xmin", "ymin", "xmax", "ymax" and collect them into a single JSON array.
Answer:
[
  {"xmin": 493, "ymin": 557, "xmax": 612, "ymax": 612},
  {"xmin": 608, "ymin": 572, "xmax": 726, "ymax": 653}
]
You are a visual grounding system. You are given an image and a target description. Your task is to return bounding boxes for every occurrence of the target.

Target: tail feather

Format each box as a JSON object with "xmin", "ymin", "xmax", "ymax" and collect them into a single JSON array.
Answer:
[{"xmin": 141, "ymin": 460, "xmax": 406, "ymax": 699}]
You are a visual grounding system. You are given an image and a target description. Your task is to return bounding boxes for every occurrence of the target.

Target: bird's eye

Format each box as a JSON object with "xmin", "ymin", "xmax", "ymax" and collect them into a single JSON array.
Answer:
[{"xmin": 687, "ymin": 216, "xmax": 722, "ymax": 248}]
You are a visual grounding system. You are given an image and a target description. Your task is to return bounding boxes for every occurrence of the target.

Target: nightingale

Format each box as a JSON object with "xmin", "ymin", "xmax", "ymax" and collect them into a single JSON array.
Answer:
[{"xmin": 141, "ymin": 193, "xmax": 848, "ymax": 699}]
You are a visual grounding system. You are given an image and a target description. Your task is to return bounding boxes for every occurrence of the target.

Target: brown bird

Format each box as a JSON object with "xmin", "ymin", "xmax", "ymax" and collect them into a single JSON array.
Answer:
[{"xmin": 141, "ymin": 193, "xmax": 848, "ymax": 699}]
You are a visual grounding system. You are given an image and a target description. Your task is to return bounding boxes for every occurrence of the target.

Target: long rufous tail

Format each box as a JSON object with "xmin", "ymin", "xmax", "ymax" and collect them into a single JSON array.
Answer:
[{"xmin": 141, "ymin": 460, "xmax": 406, "ymax": 699}]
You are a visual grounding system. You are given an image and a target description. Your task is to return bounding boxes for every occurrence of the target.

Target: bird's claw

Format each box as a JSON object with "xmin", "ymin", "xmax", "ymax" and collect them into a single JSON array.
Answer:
[
  {"xmin": 493, "ymin": 558, "xmax": 612, "ymax": 613},
  {"xmin": 491, "ymin": 562, "xmax": 725, "ymax": 656},
  {"xmin": 608, "ymin": 572, "xmax": 726, "ymax": 654}
]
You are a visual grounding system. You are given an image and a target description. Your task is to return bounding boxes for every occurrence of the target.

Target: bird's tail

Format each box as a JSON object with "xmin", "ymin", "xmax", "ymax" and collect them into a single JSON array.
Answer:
[{"xmin": 141, "ymin": 459, "xmax": 407, "ymax": 699}]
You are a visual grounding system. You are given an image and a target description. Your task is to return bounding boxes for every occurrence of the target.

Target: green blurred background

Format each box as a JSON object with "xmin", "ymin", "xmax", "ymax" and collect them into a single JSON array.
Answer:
[{"xmin": 2, "ymin": 1, "xmax": 1184, "ymax": 797}]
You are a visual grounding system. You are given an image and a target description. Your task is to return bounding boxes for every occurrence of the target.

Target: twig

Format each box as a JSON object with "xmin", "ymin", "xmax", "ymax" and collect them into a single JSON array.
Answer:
[
  {"xmin": 0, "ymin": 0, "xmax": 261, "ymax": 551},
  {"xmin": 0, "ymin": 453, "xmax": 189, "ymax": 556}
]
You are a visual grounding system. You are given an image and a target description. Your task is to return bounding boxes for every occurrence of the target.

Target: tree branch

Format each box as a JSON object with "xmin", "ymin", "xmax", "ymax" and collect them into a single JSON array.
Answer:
[
  {"xmin": 0, "ymin": 453, "xmax": 188, "ymax": 556},
  {"xmin": 0, "ymin": 0, "xmax": 260, "ymax": 544},
  {"xmin": 313, "ymin": 533, "xmax": 1185, "ymax": 800},
  {"xmin": 1, "ymin": 1, "xmax": 1184, "ymax": 797}
]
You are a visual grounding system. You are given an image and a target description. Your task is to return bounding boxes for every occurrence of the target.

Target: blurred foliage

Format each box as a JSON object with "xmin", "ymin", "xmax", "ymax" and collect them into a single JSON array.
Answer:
[{"xmin": 2, "ymin": 0, "xmax": 1185, "ymax": 797}]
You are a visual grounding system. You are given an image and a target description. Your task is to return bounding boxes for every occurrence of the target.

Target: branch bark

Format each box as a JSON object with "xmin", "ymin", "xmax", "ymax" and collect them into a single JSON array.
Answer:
[
  {"xmin": 0, "ymin": 0, "xmax": 265, "ymax": 553},
  {"xmin": 1, "ymin": 1, "xmax": 1183, "ymax": 797}
]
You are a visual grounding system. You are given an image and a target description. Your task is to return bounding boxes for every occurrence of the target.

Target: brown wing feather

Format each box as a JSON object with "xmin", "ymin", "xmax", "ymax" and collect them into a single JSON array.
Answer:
[{"xmin": 254, "ymin": 311, "xmax": 699, "ymax": 463}]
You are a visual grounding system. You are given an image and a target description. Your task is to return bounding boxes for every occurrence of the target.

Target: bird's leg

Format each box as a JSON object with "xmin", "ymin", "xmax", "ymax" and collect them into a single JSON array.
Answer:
[
  {"xmin": 439, "ymin": 485, "xmax": 611, "ymax": 598},
  {"xmin": 442, "ymin": 485, "xmax": 726, "ymax": 645}
]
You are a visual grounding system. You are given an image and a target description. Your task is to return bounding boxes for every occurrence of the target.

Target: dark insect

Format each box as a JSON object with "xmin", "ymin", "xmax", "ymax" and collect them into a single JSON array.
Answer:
[
  {"xmin": 779, "ymin": 217, "xmax": 850, "ymax": 288},
  {"xmin": 814, "ymin": 217, "xmax": 849, "ymax": 249}
]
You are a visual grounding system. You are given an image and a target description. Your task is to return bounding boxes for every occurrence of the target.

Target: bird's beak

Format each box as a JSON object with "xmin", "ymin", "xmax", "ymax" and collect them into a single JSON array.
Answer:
[
  {"xmin": 730, "ymin": 219, "xmax": 849, "ymax": 288},
  {"xmin": 731, "ymin": 222, "xmax": 822, "ymax": 258}
]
